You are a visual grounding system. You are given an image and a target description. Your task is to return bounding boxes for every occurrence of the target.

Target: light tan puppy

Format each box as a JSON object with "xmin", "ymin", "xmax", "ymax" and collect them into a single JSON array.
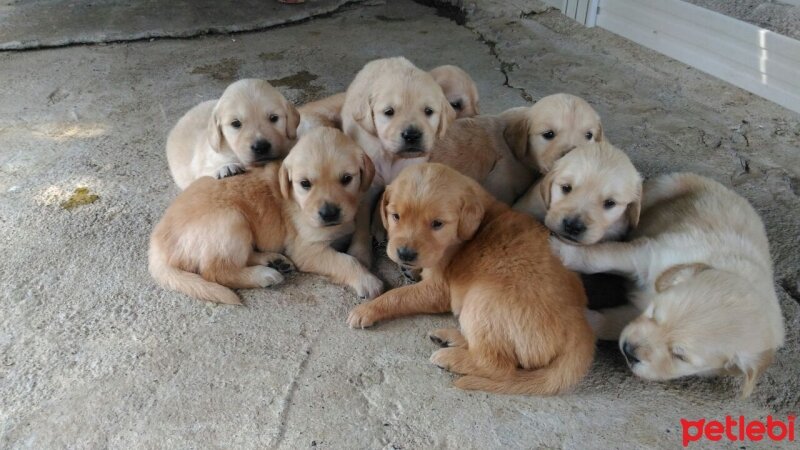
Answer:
[
  {"xmin": 348, "ymin": 163, "xmax": 594, "ymax": 395},
  {"xmin": 513, "ymin": 141, "xmax": 642, "ymax": 245},
  {"xmin": 429, "ymin": 65, "xmax": 480, "ymax": 118},
  {"xmin": 552, "ymin": 173, "xmax": 784, "ymax": 397},
  {"xmin": 167, "ymin": 79, "xmax": 300, "ymax": 189},
  {"xmin": 150, "ymin": 128, "xmax": 383, "ymax": 304},
  {"xmin": 296, "ymin": 64, "xmax": 478, "ymax": 137},
  {"xmin": 341, "ymin": 57, "xmax": 456, "ymax": 266},
  {"xmin": 503, "ymin": 93, "xmax": 603, "ymax": 175},
  {"xmin": 429, "ymin": 115, "xmax": 534, "ymax": 205}
]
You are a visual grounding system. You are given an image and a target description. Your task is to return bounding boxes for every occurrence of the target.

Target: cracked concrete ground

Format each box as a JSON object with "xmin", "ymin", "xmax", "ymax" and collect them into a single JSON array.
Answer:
[{"xmin": 0, "ymin": 0, "xmax": 798, "ymax": 448}]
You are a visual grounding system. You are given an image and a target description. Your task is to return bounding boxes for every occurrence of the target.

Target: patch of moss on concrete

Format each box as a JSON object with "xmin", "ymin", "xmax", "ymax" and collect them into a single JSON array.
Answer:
[
  {"xmin": 268, "ymin": 70, "xmax": 324, "ymax": 102},
  {"xmin": 259, "ymin": 51, "xmax": 286, "ymax": 61},
  {"xmin": 61, "ymin": 187, "xmax": 99, "ymax": 210}
]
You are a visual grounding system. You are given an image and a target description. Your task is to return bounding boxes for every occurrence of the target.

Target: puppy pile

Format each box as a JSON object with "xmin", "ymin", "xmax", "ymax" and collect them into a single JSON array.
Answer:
[{"xmin": 151, "ymin": 57, "xmax": 785, "ymax": 398}]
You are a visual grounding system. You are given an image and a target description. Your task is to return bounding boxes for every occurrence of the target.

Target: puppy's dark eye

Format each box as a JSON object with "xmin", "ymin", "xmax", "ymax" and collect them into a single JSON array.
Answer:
[
  {"xmin": 542, "ymin": 130, "xmax": 555, "ymax": 140},
  {"xmin": 391, "ymin": 213, "xmax": 400, "ymax": 222},
  {"xmin": 231, "ymin": 119, "xmax": 242, "ymax": 129},
  {"xmin": 585, "ymin": 131, "xmax": 593, "ymax": 140},
  {"xmin": 341, "ymin": 174, "xmax": 353, "ymax": 186},
  {"xmin": 603, "ymin": 199, "xmax": 616, "ymax": 209},
  {"xmin": 299, "ymin": 180, "xmax": 312, "ymax": 190},
  {"xmin": 561, "ymin": 184, "xmax": 572, "ymax": 194},
  {"xmin": 424, "ymin": 107, "xmax": 434, "ymax": 116},
  {"xmin": 431, "ymin": 220, "xmax": 443, "ymax": 230},
  {"xmin": 450, "ymin": 100, "xmax": 462, "ymax": 110},
  {"xmin": 269, "ymin": 114, "xmax": 279, "ymax": 123},
  {"xmin": 384, "ymin": 108, "xmax": 395, "ymax": 117}
]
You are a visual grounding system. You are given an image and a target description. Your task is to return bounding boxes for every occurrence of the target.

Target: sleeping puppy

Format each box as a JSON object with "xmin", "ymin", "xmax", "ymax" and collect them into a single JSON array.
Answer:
[
  {"xmin": 429, "ymin": 65, "xmax": 480, "ymax": 118},
  {"xmin": 167, "ymin": 79, "xmax": 300, "ymax": 189},
  {"xmin": 296, "ymin": 64, "xmax": 477, "ymax": 137},
  {"xmin": 551, "ymin": 173, "xmax": 785, "ymax": 397},
  {"xmin": 341, "ymin": 57, "xmax": 456, "ymax": 266},
  {"xmin": 348, "ymin": 163, "xmax": 594, "ymax": 395},
  {"xmin": 150, "ymin": 128, "xmax": 383, "ymax": 305},
  {"xmin": 513, "ymin": 141, "xmax": 642, "ymax": 245},
  {"xmin": 503, "ymin": 93, "xmax": 603, "ymax": 175}
]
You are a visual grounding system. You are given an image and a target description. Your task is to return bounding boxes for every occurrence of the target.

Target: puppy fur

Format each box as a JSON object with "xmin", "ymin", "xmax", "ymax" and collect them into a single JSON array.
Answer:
[
  {"xmin": 341, "ymin": 57, "xmax": 456, "ymax": 267},
  {"xmin": 514, "ymin": 141, "xmax": 642, "ymax": 245},
  {"xmin": 348, "ymin": 163, "xmax": 594, "ymax": 395},
  {"xmin": 552, "ymin": 173, "xmax": 784, "ymax": 397},
  {"xmin": 150, "ymin": 128, "xmax": 383, "ymax": 304},
  {"xmin": 296, "ymin": 64, "xmax": 479, "ymax": 137},
  {"xmin": 503, "ymin": 93, "xmax": 603, "ymax": 175},
  {"xmin": 429, "ymin": 114, "xmax": 534, "ymax": 204},
  {"xmin": 167, "ymin": 79, "xmax": 300, "ymax": 189}
]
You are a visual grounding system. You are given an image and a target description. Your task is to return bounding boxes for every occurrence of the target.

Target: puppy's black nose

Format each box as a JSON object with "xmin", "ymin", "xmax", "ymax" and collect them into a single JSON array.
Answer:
[
  {"xmin": 397, "ymin": 246, "xmax": 418, "ymax": 263},
  {"xmin": 622, "ymin": 341, "xmax": 640, "ymax": 365},
  {"xmin": 318, "ymin": 202, "xmax": 341, "ymax": 224},
  {"xmin": 401, "ymin": 127, "xmax": 422, "ymax": 144},
  {"xmin": 251, "ymin": 139, "xmax": 272, "ymax": 156},
  {"xmin": 562, "ymin": 217, "xmax": 586, "ymax": 237}
]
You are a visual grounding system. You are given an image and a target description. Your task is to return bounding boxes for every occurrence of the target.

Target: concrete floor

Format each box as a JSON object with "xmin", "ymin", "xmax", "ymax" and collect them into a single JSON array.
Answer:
[{"xmin": 0, "ymin": 0, "xmax": 798, "ymax": 448}]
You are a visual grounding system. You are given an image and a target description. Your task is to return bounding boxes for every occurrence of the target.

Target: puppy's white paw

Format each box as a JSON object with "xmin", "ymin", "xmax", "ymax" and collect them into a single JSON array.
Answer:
[
  {"xmin": 549, "ymin": 235, "xmax": 581, "ymax": 268},
  {"xmin": 347, "ymin": 303, "xmax": 379, "ymax": 329},
  {"xmin": 215, "ymin": 163, "xmax": 246, "ymax": 179},
  {"xmin": 352, "ymin": 273, "xmax": 383, "ymax": 300},
  {"xmin": 254, "ymin": 266, "xmax": 284, "ymax": 287},
  {"xmin": 267, "ymin": 255, "xmax": 295, "ymax": 274}
]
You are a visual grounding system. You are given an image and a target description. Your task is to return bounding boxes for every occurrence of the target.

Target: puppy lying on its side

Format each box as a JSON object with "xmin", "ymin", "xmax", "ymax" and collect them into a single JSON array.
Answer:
[
  {"xmin": 150, "ymin": 128, "xmax": 383, "ymax": 305},
  {"xmin": 348, "ymin": 163, "xmax": 594, "ymax": 395},
  {"xmin": 296, "ymin": 64, "xmax": 477, "ymax": 137},
  {"xmin": 552, "ymin": 173, "xmax": 785, "ymax": 397},
  {"xmin": 167, "ymin": 79, "xmax": 299, "ymax": 189},
  {"xmin": 503, "ymin": 93, "xmax": 603, "ymax": 175},
  {"xmin": 514, "ymin": 141, "xmax": 642, "ymax": 245}
]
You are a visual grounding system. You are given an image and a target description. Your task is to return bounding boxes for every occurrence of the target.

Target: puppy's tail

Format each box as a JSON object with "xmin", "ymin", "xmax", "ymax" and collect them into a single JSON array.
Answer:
[
  {"xmin": 455, "ymin": 330, "xmax": 595, "ymax": 395},
  {"xmin": 148, "ymin": 238, "xmax": 241, "ymax": 305}
]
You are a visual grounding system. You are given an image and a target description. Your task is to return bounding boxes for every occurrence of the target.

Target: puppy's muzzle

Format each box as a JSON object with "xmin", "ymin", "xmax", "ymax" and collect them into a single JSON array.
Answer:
[
  {"xmin": 398, "ymin": 127, "xmax": 425, "ymax": 155},
  {"xmin": 251, "ymin": 139, "xmax": 277, "ymax": 162},
  {"xmin": 318, "ymin": 202, "xmax": 342, "ymax": 226},
  {"xmin": 561, "ymin": 216, "xmax": 586, "ymax": 239},
  {"xmin": 396, "ymin": 246, "xmax": 418, "ymax": 264},
  {"xmin": 621, "ymin": 341, "xmax": 640, "ymax": 366}
]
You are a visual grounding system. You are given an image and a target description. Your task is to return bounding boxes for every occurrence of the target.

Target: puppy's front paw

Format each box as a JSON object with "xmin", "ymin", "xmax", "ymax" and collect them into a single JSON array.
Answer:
[
  {"xmin": 347, "ymin": 303, "xmax": 380, "ymax": 329},
  {"xmin": 400, "ymin": 265, "xmax": 421, "ymax": 283},
  {"xmin": 254, "ymin": 266, "xmax": 284, "ymax": 287},
  {"xmin": 430, "ymin": 348, "xmax": 458, "ymax": 372},
  {"xmin": 549, "ymin": 235, "xmax": 580, "ymax": 268},
  {"xmin": 429, "ymin": 328, "xmax": 465, "ymax": 348},
  {"xmin": 215, "ymin": 163, "xmax": 246, "ymax": 179},
  {"xmin": 352, "ymin": 273, "xmax": 383, "ymax": 300},
  {"xmin": 267, "ymin": 256, "xmax": 295, "ymax": 274}
]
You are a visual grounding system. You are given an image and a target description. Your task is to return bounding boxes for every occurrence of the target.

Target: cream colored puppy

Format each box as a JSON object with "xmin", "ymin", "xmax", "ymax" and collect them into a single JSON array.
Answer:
[
  {"xmin": 514, "ymin": 141, "xmax": 642, "ymax": 245},
  {"xmin": 341, "ymin": 57, "xmax": 456, "ymax": 266},
  {"xmin": 429, "ymin": 65, "xmax": 480, "ymax": 118},
  {"xmin": 150, "ymin": 128, "xmax": 382, "ymax": 304},
  {"xmin": 167, "ymin": 79, "xmax": 300, "ymax": 189},
  {"xmin": 503, "ymin": 93, "xmax": 603, "ymax": 175},
  {"xmin": 551, "ymin": 173, "xmax": 785, "ymax": 397}
]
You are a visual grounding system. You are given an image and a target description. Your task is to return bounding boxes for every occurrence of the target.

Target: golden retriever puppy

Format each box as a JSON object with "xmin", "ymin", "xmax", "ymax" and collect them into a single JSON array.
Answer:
[
  {"xmin": 551, "ymin": 173, "xmax": 785, "ymax": 397},
  {"xmin": 341, "ymin": 57, "xmax": 456, "ymax": 266},
  {"xmin": 503, "ymin": 93, "xmax": 603, "ymax": 175},
  {"xmin": 348, "ymin": 163, "xmax": 594, "ymax": 395},
  {"xmin": 296, "ymin": 64, "xmax": 478, "ymax": 137},
  {"xmin": 429, "ymin": 64, "xmax": 480, "ymax": 118},
  {"xmin": 513, "ymin": 141, "xmax": 642, "ymax": 245},
  {"xmin": 167, "ymin": 79, "xmax": 300, "ymax": 189},
  {"xmin": 150, "ymin": 128, "xmax": 383, "ymax": 304}
]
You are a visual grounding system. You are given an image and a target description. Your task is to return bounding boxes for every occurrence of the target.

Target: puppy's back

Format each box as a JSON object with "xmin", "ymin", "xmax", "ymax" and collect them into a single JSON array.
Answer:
[{"xmin": 167, "ymin": 100, "xmax": 216, "ymax": 189}]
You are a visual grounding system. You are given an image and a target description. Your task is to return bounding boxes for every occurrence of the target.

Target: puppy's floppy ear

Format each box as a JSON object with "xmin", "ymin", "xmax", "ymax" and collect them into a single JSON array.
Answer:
[
  {"xmin": 627, "ymin": 179, "xmax": 643, "ymax": 230},
  {"xmin": 279, "ymin": 161, "xmax": 292, "ymax": 200},
  {"xmin": 359, "ymin": 151, "xmax": 376, "ymax": 192},
  {"xmin": 654, "ymin": 263, "xmax": 710, "ymax": 292},
  {"xmin": 504, "ymin": 114, "xmax": 530, "ymax": 161},
  {"xmin": 595, "ymin": 123, "xmax": 604, "ymax": 142},
  {"xmin": 284, "ymin": 100, "xmax": 301, "ymax": 140},
  {"xmin": 539, "ymin": 170, "xmax": 555, "ymax": 210},
  {"xmin": 726, "ymin": 348, "xmax": 775, "ymax": 398},
  {"xmin": 379, "ymin": 187, "xmax": 391, "ymax": 231},
  {"xmin": 207, "ymin": 102, "xmax": 224, "ymax": 152},
  {"xmin": 457, "ymin": 187, "xmax": 485, "ymax": 241},
  {"xmin": 351, "ymin": 92, "xmax": 376, "ymax": 135},
  {"xmin": 437, "ymin": 98, "xmax": 457, "ymax": 140}
]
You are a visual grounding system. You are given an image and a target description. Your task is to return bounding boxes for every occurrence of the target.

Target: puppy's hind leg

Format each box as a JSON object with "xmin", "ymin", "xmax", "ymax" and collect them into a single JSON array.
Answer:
[
  {"xmin": 211, "ymin": 265, "xmax": 284, "ymax": 289},
  {"xmin": 429, "ymin": 328, "xmax": 467, "ymax": 348}
]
